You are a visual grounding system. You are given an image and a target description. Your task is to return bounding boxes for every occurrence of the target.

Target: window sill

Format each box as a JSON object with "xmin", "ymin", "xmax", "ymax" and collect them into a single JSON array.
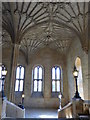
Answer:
[
  {"xmin": 14, "ymin": 91, "xmax": 23, "ymax": 97},
  {"xmin": 51, "ymin": 92, "xmax": 59, "ymax": 98},
  {"xmin": 31, "ymin": 92, "xmax": 43, "ymax": 98}
]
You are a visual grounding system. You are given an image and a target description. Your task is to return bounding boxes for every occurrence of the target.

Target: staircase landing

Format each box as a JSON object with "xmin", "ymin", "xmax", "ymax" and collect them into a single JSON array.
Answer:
[{"xmin": 25, "ymin": 108, "xmax": 58, "ymax": 118}]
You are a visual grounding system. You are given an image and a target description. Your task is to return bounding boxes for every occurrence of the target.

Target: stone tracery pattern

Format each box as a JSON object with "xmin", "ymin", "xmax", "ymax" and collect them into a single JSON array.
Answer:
[{"xmin": 2, "ymin": 2, "xmax": 89, "ymax": 61}]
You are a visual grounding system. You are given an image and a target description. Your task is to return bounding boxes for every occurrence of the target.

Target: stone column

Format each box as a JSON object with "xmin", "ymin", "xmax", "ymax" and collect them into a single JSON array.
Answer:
[
  {"xmin": 82, "ymin": 2, "xmax": 90, "ymax": 100},
  {"xmin": 88, "ymin": 1, "xmax": 90, "ymax": 100},
  {"xmin": 24, "ymin": 64, "xmax": 31, "ymax": 106},
  {"xmin": 72, "ymin": 99, "xmax": 84, "ymax": 118},
  {"xmin": 9, "ymin": 44, "xmax": 20, "ymax": 102},
  {"xmin": 44, "ymin": 62, "xmax": 51, "ymax": 99}
]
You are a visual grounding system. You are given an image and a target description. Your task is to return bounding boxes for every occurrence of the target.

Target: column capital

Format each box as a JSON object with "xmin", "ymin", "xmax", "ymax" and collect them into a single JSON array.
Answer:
[{"xmin": 11, "ymin": 43, "xmax": 21, "ymax": 48}]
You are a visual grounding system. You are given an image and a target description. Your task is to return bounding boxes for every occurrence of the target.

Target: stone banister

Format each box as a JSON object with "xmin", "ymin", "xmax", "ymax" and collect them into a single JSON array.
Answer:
[
  {"xmin": 1, "ymin": 98, "xmax": 25, "ymax": 119},
  {"xmin": 58, "ymin": 102, "xmax": 73, "ymax": 118},
  {"xmin": 58, "ymin": 99, "xmax": 84, "ymax": 118}
]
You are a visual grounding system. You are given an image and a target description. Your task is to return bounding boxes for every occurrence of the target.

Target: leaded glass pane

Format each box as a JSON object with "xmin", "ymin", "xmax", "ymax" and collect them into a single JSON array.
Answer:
[
  {"xmin": 34, "ymin": 67, "xmax": 38, "ymax": 79},
  {"xmin": 39, "ymin": 67, "xmax": 42, "ymax": 79},
  {"xmin": 38, "ymin": 80, "xmax": 42, "ymax": 92},
  {"xmin": 52, "ymin": 68, "xmax": 55, "ymax": 79},
  {"xmin": 0, "ymin": 66, "xmax": 2, "ymax": 78},
  {"xmin": 57, "ymin": 81, "xmax": 60, "ymax": 92},
  {"xmin": 16, "ymin": 67, "xmax": 20, "ymax": 79},
  {"xmin": 20, "ymin": 67, "xmax": 24, "ymax": 79},
  {"xmin": 56, "ymin": 67, "xmax": 60, "ymax": 79},
  {"xmin": 52, "ymin": 81, "xmax": 55, "ymax": 92},
  {"xmin": 15, "ymin": 80, "xmax": 19, "ymax": 91},
  {"xmin": 19, "ymin": 80, "xmax": 23, "ymax": 91},
  {"xmin": 34, "ymin": 80, "xmax": 37, "ymax": 92}
]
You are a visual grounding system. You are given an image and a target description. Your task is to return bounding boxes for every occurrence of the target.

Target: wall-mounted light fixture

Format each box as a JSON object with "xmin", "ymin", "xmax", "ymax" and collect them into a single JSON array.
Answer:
[
  {"xmin": 73, "ymin": 65, "xmax": 81, "ymax": 99},
  {"xmin": 2, "ymin": 65, "xmax": 7, "ymax": 101}
]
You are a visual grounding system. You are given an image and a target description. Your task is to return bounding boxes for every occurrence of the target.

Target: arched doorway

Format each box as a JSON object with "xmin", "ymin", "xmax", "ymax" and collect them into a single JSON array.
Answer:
[{"xmin": 75, "ymin": 57, "xmax": 84, "ymax": 99}]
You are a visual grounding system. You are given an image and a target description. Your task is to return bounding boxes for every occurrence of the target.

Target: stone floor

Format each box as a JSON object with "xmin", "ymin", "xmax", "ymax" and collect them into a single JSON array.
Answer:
[{"xmin": 25, "ymin": 108, "xmax": 58, "ymax": 118}]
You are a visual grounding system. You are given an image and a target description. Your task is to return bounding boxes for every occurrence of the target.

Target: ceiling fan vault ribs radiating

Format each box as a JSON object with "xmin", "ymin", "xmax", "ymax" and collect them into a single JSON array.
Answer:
[{"xmin": 2, "ymin": 2, "xmax": 89, "ymax": 59}]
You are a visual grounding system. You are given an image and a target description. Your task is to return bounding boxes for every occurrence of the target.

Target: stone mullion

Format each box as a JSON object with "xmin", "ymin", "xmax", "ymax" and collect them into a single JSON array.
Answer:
[
  {"xmin": 9, "ymin": 44, "xmax": 20, "ymax": 102},
  {"xmin": 60, "ymin": 79, "xmax": 61, "ymax": 93}
]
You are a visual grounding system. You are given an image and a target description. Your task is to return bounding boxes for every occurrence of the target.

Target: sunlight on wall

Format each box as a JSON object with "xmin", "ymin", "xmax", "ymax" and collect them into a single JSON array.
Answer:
[
  {"xmin": 39, "ymin": 114, "xmax": 58, "ymax": 118},
  {"xmin": 66, "ymin": 112, "xmax": 72, "ymax": 118},
  {"xmin": 75, "ymin": 57, "xmax": 84, "ymax": 99}
]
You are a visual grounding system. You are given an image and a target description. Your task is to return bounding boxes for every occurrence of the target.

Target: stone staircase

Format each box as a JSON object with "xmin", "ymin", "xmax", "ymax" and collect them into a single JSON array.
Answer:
[
  {"xmin": 1, "ymin": 99, "xmax": 90, "ymax": 120},
  {"xmin": 1, "ymin": 117, "xmax": 90, "ymax": 120}
]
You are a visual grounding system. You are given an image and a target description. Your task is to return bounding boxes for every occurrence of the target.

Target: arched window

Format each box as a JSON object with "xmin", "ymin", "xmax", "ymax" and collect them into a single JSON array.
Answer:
[
  {"xmin": 75, "ymin": 57, "xmax": 84, "ymax": 99},
  {"xmin": 33, "ymin": 65, "xmax": 43, "ymax": 92},
  {"xmin": 15, "ymin": 65, "xmax": 25, "ymax": 92},
  {"xmin": 0, "ymin": 64, "xmax": 7, "ymax": 91},
  {"xmin": 52, "ymin": 66, "xmax": 61, "ymax": 92},
  {"xmin": 0, "ymin": 65, "xmax": 2, "ymax": 91}
]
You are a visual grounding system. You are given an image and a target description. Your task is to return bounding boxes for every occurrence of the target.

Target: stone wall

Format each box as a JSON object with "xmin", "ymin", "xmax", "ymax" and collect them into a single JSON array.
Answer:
[
  {"xmin": 2, "ymin": 46, "xmax": 69, "ymax": 108},
  {"xmin": 24, "ymin": 47, "xmax": 69, "ymax": 108},
  {"xmin": 2, "ymin": 37, "xmax": 89, "ymax": 108},
  {"xmin": 2, "ymin": 46, "xmax": 12, "ymax": 99},
  {"xmin": 67, "ymin": 37, "xmax": 88, "ymax": 100},
  {"xmin": 1, "ymin": 98, "xmax": 25, "ymax": 118}
]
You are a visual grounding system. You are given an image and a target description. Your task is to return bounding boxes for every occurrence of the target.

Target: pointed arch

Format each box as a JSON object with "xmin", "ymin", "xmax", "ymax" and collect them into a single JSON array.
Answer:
[
  {"xmin": 0, "ymin": 64, "xmax": 7, "ymax": 91},
  {"xmin": 75, "ymin": 57, "xmax": 84, "ymax": 99},
  {"xmin": 32, "ymin": 65, "xmax": 43, "ymax": 93},
  {"xmin": 51, "ymin": 65, "xmax": 63, "ymax": 97},
  {"xmin": 15, "ymin": 65, "xmax": 25, "ymax": 92}
]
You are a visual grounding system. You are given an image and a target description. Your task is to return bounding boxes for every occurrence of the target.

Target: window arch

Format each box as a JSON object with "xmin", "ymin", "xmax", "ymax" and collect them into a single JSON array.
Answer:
[
  {"xmin": 15, "ymin": 65, "xmax": 25, "ymax": 92},
  {"xmin": 33, "ymin": 65, "xmax": 43, "ymax": 92},
  {"xmin": 75, "ymin": 57, "xmax": 84, "ymax": 99},
  {"xmin": 52, "ymin": 66, "xmax": 61, "ymax": 92}
]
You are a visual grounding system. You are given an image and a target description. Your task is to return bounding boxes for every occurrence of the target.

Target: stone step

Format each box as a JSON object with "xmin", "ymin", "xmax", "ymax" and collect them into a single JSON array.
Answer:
[{"xmin": 1, "ymin": 118, "xmax": 90, "ymax": 120}]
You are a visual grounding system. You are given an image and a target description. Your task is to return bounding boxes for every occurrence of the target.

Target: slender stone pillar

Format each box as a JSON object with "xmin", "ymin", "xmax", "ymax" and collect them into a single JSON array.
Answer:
[
  {"xmin": 9, "ymin": 44, "xmax": 20, "ymax": 102},
  {"xmin": 24, "ymin": 65, "xmax": 31, "ymax": 102},
  {"xmin": 88, "ymin": 1, "xmax": 90, "ymax": 100},
  {"xmin": 44, "ymin": 63, "xmax": 51, "ymax": 99}
]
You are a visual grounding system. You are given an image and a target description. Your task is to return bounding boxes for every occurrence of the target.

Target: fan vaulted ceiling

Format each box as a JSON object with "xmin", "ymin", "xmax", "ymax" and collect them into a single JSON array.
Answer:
[{"xmin": 2, "ymin": 2, "xmax": 89, "ymax": 58}]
